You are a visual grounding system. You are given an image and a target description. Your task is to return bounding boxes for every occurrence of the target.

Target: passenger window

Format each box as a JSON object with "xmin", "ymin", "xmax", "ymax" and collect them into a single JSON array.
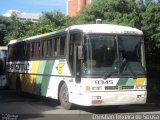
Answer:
[
  {"xmin": 54, "ymin": 38, "xmax": 58, "ymax": 56},
  {"xmin": 54, "ymin": 35, "xmax": 66, "ymax": 56},
  {"xmin": 41, "ymin": 40, "xmax": 47, "ymax": 57},
  {"xmin": 59, "ymin": 36, "xmax": 66, "ymax": 56},
  {"xmin": 41, "ymin": 39, "xmax": 52, "ymax": 57},
  {"xmin": 31, "ymin": 42, "xmax": 40, "ymax": 58},
  {"xmin": 47, "ymin": 39, "xmax": 52, "ymax": 57},
  {"xmin": 26, "ymin": 43, "xmax": 30, "ymax": 59}
]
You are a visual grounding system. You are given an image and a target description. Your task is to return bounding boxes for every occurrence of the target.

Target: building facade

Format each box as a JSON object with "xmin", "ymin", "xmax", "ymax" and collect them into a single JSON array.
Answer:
[
  {"xmin": 3, "ymin": 10, "xmax": 40, "ymax": 22},
  {"xmin": 67, "ymin": 0, "xmax": 92, "ymax": 17}
]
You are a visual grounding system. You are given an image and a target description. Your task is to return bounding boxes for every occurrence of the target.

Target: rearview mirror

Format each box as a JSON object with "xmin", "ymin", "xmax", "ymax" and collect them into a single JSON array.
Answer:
[{"xmin": 78, "ymin": 45, "xmax": 84, "ymax": 60}]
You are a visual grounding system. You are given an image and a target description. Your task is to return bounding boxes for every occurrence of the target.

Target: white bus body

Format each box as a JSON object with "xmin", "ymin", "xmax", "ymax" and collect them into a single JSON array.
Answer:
[{"xmin": 7, "ymin": 24, "xmax": 147, "ymax": 109}]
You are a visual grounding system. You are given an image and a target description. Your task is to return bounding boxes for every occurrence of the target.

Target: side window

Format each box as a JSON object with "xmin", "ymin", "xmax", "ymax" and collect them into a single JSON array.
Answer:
[
  {"xmin": 18, "ymin": 42, "xmax": 25, "ymax": 60},
  {"xmin": 41, "ymin": 39, "xmax": 52, "ymax": 57},
  {"xmin": 54, "ymin": 38, "xmax": 58, "ymax": 56},
  {"xmin": 54, "ymin": 35, "xmax": 66, "ymax": 56},
  {"xmin": 8, "ymin": 42, "xmax": 26, "ymax": 61},
  {"xmin": 31, "ymin": 42, "xmax": 40, "ymax": 58},
  {"xmin": 8, "ymin": 45, "xmax": 13, "ymax": 61},
  {"xmin": 7, "ymin": 46, "xmax": 10, "ymax": 61},
  {"xmin": 41, "ymin": 40, "xmax": 47, "ymax": 57},
  {"xmin": 26, "ymin": 43, "xmax": 30, "ymax": 60},
  {"xmin": 47, "ymin": 39, "xmax": 52, "ymax": 57},
  {"xmin": 59, "ymin": 36, "xmax": 66, "ymax": 56}
]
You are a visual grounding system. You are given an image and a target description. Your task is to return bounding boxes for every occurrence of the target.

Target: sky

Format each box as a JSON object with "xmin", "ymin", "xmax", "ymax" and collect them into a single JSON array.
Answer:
[{"xmin": 0, "ymin": 0, "xmax": 66, "ymax": 15}]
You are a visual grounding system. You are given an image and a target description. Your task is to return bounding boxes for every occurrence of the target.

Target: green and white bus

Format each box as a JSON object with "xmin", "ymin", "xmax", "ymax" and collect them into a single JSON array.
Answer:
[{"xmin": 7, "ymin": 24, "xmax": 147, "ymax": 109}]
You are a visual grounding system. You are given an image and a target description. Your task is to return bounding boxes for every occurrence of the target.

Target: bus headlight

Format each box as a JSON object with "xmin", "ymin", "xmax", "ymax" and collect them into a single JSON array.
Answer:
[
  {"xmin": 92, "ymin": 86, "xmax": 102, "ymax": 90},
  {"xmin": 135, "ymin": 85, "xmax": 146, "ymax": 90}
]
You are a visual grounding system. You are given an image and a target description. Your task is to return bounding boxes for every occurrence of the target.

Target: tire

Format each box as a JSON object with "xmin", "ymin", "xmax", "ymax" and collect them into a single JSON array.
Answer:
[{"xmin": 59, "ymin": 83, "xmax": 73, "ymax": 110}]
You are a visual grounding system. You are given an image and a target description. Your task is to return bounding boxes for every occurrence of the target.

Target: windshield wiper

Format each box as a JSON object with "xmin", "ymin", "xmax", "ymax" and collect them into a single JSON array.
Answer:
[
  {"xmin": 103, "ymin": 58, "xmax": 137, "ymax": 79},
  {"xmin": 103, "ymin": 58, "xmax": 125, "ymax": 79},
  {"xmin": 127, "ymin": 64, "xmax": 137, "ymax": 79},
  {"xmin": 103, "ymin": 70, "xmax": 117, "ymax": 80}
]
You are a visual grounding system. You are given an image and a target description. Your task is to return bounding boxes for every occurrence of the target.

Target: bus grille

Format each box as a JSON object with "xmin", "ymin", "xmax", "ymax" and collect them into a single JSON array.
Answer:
[{"xmin": 105, "ymin": 86, "xmax": 134, "ymax": 90}]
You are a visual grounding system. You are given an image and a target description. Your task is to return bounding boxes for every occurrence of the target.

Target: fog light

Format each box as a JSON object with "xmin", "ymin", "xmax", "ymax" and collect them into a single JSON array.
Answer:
[
  {"xmin": 92, "ymin": 86, "xmax": 102, "ymax": 90},
  {"xmin": 135, "ymin": 85, "xmax": 146, "ymax": 89}
]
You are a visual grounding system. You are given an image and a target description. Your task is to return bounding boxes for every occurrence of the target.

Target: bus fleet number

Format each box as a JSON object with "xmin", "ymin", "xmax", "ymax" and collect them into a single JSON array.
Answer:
[{"xmin": 95, "ymin": 80, "xmax": 113, "ymax": 84}]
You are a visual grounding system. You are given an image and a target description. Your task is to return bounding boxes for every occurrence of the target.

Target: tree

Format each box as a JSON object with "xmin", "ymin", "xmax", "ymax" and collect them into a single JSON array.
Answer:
[
  {"xmin": 3, "ymin": 12, "xmax": 33, "ymax": 43},
  {"xmin": 27, "ymin": 11, "xmax": 69, "ymax": 36},
  {"xmin": 76, "ymin": 0, "xmax": 143, "ymax": 28},
  {"xmin": 0, "ymin": 15, "xmax": 12, "ymax": 45},
  {"xmin": 140, "ymin": 1, "xmax": 160, "ymax": 65},
  {"xmin": 76, "ymin": 0, "xmax": 160, "ymax": 53},
  {"xmin": 0, "ymin": 11, "xmax": 72, "ymax": 44}
]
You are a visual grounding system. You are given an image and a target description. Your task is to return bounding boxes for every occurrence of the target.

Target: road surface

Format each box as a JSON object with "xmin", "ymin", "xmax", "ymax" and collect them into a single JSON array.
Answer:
[{"xmin": 0, "ymin": 90, "xmax": 160, "ymax": 120}]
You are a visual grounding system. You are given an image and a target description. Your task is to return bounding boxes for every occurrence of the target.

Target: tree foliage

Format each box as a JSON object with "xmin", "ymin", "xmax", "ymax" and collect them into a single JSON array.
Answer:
[
  {"xmin": 0, "ymin": 11, "xmax": 71, "ymax": 44},
  {"xmin": 0, "ymin": 15, "xmax": 12, "ymax": 45},
  {"xmin": 0, "ymin": 0, "xmax": 160, "ymax": 65},
  {"xmin": 76, "ymin": 0, "xmax": 160, "ymax": 64}
]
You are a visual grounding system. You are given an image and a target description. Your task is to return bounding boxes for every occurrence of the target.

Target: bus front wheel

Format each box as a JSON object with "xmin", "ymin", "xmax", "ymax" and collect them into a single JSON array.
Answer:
[{"xmin": 59, "ymin": 83, "xmax": 73, "ymax": 110}]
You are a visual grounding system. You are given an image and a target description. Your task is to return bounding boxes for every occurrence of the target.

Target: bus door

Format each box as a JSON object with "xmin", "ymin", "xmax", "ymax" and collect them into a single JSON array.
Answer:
[{"xmin": 69, "ymin": 33, "xmax": 82, "ymax": 84}]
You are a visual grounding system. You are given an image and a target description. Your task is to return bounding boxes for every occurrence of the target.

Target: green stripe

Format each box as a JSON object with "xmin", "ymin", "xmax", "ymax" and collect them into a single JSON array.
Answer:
[
  {"xmin": 117, "ymin": 78, "xmax": 128, "ymax": 86},
  {"xmin": 41, "ymin": 60, "xmax": 55, "ymax": 96},
  {"xmin": 126, "ymin": 78, "xmax": 135, "ymax": 86},
  {"xmin": 117, "ymin": 78, "xmax": 136, "ymax": 86},
  {"xmin": 33, "ymin": 61, "xmax": 47, "ymax": 95}
]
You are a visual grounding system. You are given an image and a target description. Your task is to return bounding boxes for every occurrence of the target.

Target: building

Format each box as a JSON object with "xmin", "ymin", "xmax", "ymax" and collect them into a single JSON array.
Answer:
[
  {"xmin": 67, "ymin": 0, "xmax": 93, "ymax": 17},
  {"xmin": 3, "ymin": 10, "xmax": 40, "ymax": 22}
]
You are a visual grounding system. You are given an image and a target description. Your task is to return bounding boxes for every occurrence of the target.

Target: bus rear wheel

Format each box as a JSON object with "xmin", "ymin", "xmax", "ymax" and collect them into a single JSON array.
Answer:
[{"xmin": 59, "ymin": 83, "xmax": 73, "ymax": 110}]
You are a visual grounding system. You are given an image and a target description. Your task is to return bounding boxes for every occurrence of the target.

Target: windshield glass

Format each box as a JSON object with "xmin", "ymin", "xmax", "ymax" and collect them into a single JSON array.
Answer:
[
  {"xmin": 83, "ymin": 34, "xmax": 146, "ymax": 76},
  {"xmin": 0, "ymin": 50, "xmax": 7, "ymax": 58},
  {"xmin": 118, "ymin": 36, "xmax": 145, "ymax": 74},
  {"xmin": 84, "ymin": 34, "xmax": 117, "ymax": 74}
]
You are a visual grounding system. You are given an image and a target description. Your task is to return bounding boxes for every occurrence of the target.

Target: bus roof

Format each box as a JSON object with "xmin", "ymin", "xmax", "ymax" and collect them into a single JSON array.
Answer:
[
  {"xmin": 0, "ymin": 46, "xmax": 7, "ymax": 50},
  {"xmin": 69, "ymin": 24, "xmax": 143, "ymax": 35},
  {"xmin": 8, "ymin": 24, "xmax": 143, "ymax": 44}
]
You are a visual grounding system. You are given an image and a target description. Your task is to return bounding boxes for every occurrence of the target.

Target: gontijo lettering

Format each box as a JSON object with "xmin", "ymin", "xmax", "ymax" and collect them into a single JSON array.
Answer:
[{"xmin": 7, "ymin": 63, "xmax": 30, "ymax": 71}]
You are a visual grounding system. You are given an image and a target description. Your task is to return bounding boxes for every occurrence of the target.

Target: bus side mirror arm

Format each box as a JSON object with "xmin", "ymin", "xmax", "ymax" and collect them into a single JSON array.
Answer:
[{"xmin": 78, "ymin": 45, "xmax": 84, "ymax": 60}]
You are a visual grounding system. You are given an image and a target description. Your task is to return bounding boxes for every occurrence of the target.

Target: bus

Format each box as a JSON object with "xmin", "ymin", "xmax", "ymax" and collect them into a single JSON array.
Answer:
[
  {"xmin": 0, "ymin": 46, "xmax": 8, "ymax": 88},
  {"xmin": 7, "ymin": 24, "xmax": 147, "ymax": 109}
]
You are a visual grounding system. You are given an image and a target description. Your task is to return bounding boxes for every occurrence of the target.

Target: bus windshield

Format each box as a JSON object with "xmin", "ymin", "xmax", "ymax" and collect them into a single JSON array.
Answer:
[
  {"xmin": 84, "ymin": 34, "xmax": 146, "ymax": 76},
  {"xmin": 118, "ymin": 36, "xmax": 145, "ymax": 74}
]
